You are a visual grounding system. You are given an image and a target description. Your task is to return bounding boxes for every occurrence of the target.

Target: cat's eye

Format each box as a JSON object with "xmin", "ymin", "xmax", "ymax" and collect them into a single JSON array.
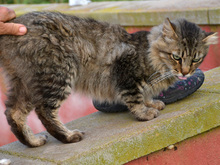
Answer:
[
  {"xmin": 192, "ymin": 58, "xmax": 201, "ymax": 63},
  {"xmin": 172, "ymin": 54, "xmax": 181, "ymax": 61}
]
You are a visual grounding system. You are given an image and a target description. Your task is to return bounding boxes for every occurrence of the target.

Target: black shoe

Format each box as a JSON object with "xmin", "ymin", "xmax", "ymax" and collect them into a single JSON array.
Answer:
[
  {"xmin": 93, "ymin": 68, "xmax": 205, "ymax": 113},
  {"xmin": 154, "ymin": 68, "xmax": 205, "ymax": 104},
  {"xmin": 93, "ymin": 100, "xmax": 128, "ymax": 113}
]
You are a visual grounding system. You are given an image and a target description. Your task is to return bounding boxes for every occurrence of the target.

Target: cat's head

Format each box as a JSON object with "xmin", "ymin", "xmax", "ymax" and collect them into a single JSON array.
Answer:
[{"xmin": 148, "ymin": 18, "xmax": 218, "ymax": 80}]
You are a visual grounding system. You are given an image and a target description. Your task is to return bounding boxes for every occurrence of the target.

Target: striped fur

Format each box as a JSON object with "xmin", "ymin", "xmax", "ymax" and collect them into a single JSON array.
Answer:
[{"xmin": 0, "ymin": 12, "xmax": 217, "ymax": 147}]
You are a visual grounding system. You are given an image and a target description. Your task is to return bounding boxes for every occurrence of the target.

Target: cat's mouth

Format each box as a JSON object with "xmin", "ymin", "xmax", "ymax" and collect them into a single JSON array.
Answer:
[
  {"xmin": 177, "ymin": 76, "xmax": 187, "ymax": 80},
  {"xmin": 172, "ymin": 71, "xmax": 188, "ymax": 80},
  {"xmin": 173, "ymin": 71, "xmax": 191, "ymax": 80}
]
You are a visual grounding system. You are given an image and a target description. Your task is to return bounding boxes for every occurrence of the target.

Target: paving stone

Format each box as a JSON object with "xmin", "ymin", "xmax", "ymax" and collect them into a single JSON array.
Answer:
[
  {"xmin": 5, "ymin": 0, "xmax": 220, "ymax": 25},
  {"xmin": 0, "ymin": 67, "xmax": 219, "ymax": 164}
]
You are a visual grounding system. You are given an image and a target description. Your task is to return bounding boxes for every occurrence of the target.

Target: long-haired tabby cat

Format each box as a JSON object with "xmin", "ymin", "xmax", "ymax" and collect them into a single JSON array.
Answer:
[{"xmin": 0, "ymin": 11, "xmax": 217, "ymax": 147}]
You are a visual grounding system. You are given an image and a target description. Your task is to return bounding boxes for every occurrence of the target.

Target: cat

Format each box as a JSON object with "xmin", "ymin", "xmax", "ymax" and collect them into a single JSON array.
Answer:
[{"xmin": 0, "ymin": 11, "xmax": 217, "ymax": 147}]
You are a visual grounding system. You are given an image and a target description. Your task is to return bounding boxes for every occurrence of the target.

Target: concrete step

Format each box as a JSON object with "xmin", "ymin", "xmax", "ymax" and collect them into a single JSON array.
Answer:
[
  {"xmin": 0, "ymin": 67, "xmax": 219, "ymax": 165},
  {"xmin": 5, "ymin": 0, "xmax": 220, "ymax": 25}
]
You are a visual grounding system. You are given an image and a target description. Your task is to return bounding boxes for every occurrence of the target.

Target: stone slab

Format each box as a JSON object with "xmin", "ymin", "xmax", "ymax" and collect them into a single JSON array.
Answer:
[
  {"xmin": 198, "ymin": 67, "xmax": 220, "ymax": 94},
  {"xmin": 0, "ymin": 153, "xmax": 55, "ymax": 165},
  {"xmin": 0, "ymin": 67, "xmax": 219, "ymax": 164},
  {"xmin": 209, "ymin": 8, "xmax": 220, "ymax": 24},
  {"xmin": 4, "ymin": 0, "xmax": 220, "ymax": 25}
]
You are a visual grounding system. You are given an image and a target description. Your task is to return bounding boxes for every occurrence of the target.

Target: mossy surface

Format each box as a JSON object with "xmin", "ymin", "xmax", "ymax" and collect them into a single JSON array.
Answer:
[
  {"xmin": 4, "ymin": 3, "xmax": 220, "ymax": 26},
  {"xmin": 1, "ymin": 67, "xmax": 220, "ymax": 164},
  {"xmin": 64, "ymin": 93, "xmax": 220, "ymax": 164},
  {"xmin": 198, "ymin": 67, "xmax": 220, "ymax": 94}
]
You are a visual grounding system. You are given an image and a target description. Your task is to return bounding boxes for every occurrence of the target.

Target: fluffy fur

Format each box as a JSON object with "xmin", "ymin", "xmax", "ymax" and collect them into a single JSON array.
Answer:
[{"xmin": 0, "ymin": 12, "xmax": 217, "ymax": 147}]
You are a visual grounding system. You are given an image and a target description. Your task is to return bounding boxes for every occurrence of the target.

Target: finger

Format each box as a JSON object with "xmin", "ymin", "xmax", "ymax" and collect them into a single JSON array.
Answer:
[
  {"xmin": 0, "ymin": 7, "xmax": 16, "ymax": 22},
  {"xmin": 0, "ymin": 22, "xmax": 27, "ymax": 35}
]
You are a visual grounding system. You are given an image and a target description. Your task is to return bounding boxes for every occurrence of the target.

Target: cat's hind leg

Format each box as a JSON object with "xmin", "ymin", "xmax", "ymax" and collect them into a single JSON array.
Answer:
[
  {"xmin": 5, "ymin": 108, "xmax": 47, "ymax": 147},
  {"xmin": 5, "ymin": 83, "xmax": 47, "ymax": 147},
  {"xmin": 35, "ymin": 98, "xmax": 84, "ymax": 144}
]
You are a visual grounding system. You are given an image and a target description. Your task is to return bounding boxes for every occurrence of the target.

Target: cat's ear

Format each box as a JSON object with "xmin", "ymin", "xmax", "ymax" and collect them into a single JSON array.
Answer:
[
  {"xmin": 162, "ymin": 18, "xmax": 178, "ymax": 40},
  {"xmin": 202, "ymin": 32, "xmax": 218, "ymax": 45}
]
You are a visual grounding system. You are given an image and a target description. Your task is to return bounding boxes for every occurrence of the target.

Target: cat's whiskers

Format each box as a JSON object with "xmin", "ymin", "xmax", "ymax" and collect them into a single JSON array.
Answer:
[
  {"xmin": 152, "ymin": 71, "xmax": 172, "ymax": 82},
  {"xmin": 147, "ymin": 70, "xmax": 171, "ymax": 83},
  {"xmin": 149, "ymin": 71, "xmax": 173, "ymax": 87},
  {"xmin": 147, "ymin": 71, "xmax": 160, "ymax": 82},
  {"xmin": 153, "ymin": 73, "xmax": 173, "ymax": 84}
]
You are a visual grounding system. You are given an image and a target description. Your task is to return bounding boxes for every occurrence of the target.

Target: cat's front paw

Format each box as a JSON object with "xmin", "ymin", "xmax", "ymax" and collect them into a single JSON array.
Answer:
[
  {"xmin": 133, "ymin": 107, "xmax": 160, "ymax": 121},
  {"xmin": 145, "ymin": 99, "xmax": 165, "ymax": 110}
]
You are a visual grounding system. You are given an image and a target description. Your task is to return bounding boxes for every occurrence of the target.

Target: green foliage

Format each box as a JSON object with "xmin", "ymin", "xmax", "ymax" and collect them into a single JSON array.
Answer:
[
  {"xmin": 0, "ymin": 0, "xmax": 68, "ymax": 4},
  {"xmin": 0, "ymin": 0, "xmax": 133, "ymax": 4}
]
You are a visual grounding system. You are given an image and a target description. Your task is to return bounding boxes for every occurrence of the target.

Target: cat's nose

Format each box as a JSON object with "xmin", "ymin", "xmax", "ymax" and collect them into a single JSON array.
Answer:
[{"xmin": 182, "ymin": 67, "xmax": 190, "ymax": 76}]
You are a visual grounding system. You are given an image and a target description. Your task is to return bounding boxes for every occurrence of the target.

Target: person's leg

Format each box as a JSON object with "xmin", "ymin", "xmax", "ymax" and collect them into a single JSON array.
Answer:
[{"xmin": 93, "ymin": 68, "xmax": 204, "ymax": 113}]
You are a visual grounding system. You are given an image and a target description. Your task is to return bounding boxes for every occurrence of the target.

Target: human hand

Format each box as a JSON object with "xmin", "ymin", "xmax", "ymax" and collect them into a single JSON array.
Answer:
[{"xmin": 0, "ymin": 6, "xmax": 27, "ymax": 35}]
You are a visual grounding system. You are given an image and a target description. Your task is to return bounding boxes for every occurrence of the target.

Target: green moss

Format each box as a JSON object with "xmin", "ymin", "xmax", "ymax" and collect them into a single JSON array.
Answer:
[
  {"xmin": 209, "ymin": 8, "xmax": 220, "ymax": 24},
  {"xmin": 199, "ymin": 67, "xmax": 220, "ymax": 94},
  {"xmin": 96, "ymin": 7, "xmax": 121, "ymax": 13},
  {"xmin": 6, "ymin": 3, "xmax": 218, "ymax": 25},
  {"xmin": 62, "ymin": 92, "xmax": 220, "ymax": 164}
]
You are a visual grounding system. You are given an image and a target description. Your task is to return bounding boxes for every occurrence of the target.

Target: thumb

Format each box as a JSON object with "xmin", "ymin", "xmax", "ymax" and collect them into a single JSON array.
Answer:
[{"xmin": 0, "ymin": 22, "xmax": 27, "ymax": 35}]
